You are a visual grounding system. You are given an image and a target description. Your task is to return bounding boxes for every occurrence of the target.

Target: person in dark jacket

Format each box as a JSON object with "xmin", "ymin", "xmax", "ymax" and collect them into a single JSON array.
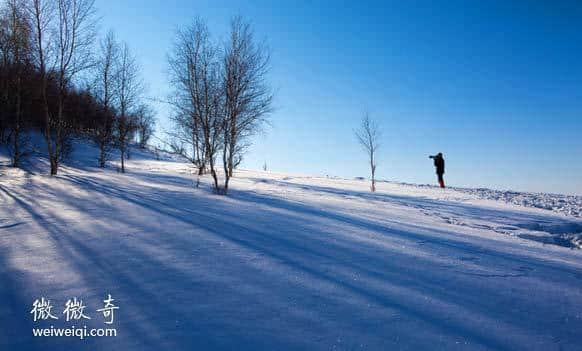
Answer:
[{"xmin": 429, "ymin": 153, "xmax": 445, "ymax": 188}]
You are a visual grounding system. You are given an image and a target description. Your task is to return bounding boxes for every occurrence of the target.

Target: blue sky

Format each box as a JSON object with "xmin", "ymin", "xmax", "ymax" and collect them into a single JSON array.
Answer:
[{"xmin": 98, "ymin": 0, "xmax": 582, "ymax": 195}]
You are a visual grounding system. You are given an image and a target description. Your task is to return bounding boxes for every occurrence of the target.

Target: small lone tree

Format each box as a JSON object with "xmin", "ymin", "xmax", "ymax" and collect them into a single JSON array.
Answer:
[{"xmin": 355, "ymin": 112, "xmax": 380, "ymax": 192}]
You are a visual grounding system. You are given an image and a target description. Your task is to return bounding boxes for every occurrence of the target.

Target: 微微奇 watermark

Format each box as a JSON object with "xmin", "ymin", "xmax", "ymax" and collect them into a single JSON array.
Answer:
[
  {"xmin": 32, "ymin": 325, "xmax": 117, "ymax": 339},
  {"xmin": 30, "ymin": 294, "xmax": 119, "ymax": 339}
]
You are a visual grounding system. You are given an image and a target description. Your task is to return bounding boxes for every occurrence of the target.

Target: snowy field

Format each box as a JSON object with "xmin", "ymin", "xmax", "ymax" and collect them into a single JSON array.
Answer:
[{"xmin": 1, "ymin": 142, "xmax": 581, "ymax": 350}]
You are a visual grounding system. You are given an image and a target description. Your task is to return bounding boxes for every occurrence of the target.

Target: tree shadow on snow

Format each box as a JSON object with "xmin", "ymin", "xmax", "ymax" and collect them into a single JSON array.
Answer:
[{"xmin": 1, "ymin": 173, "xmax": 582, "ymax": 351}]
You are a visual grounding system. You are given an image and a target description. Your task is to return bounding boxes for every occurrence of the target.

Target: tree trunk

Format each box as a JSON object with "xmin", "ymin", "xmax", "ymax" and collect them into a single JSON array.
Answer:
[
  {"xmin": 370, "ymin": 156, "xmax": 376, "ymax": 192},
  {"xmin": 120, "ymin": 143, "xmax": 125, "ymax": 173},
  {"xmin": 12, "ymin": 74, "xmax": 21, "ymax": 168},
  {"xmin": 42, "ymin": 87, "xmax": 57, "ymax": 175},
  {"xmin": 210, "ymin": 169, "xmax": 219, "ymax": 193},
  {"xmin": 50, "ymin": 90, "xmax": 66, "ymax": 176},
  {"xmin": 50, "ymin": 158, "xmax": 58, "ymax": 175},
  {"xmin": 98, "ymin": 142, "xmax": 106, "ymax": 168}
]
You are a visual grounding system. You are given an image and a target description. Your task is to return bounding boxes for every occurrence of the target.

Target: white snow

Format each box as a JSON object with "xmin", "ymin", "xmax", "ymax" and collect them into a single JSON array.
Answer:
[{"xmin": 1, "ymin": 139, "xmax": 581, "ymax": 350}]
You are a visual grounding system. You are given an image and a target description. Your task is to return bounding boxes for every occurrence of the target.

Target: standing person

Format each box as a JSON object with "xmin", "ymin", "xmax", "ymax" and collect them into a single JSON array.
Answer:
[{"xmin": 429, "ymin": 153, "xmax": 445, "ymax": 188}]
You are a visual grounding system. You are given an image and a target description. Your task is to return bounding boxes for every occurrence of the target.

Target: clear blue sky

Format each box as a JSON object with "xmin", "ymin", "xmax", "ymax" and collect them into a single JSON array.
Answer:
[{"xmin": 98, "ymin": 0, "xmax": 582, "ymax": 195}]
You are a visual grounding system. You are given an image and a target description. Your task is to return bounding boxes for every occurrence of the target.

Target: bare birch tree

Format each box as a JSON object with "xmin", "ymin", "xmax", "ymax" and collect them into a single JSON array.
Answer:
[
  {"xmin": 0, "ymin": 6, "xmax": 8, "ymax": 143},
  {"xmin": 115, "ymin": 41, "xmax": 142, "ymax": 173},
  {"xmin": 355, "ymin": 112, "xmax": 380, "ymax": 192},
  {"xmin": 28, "ymin": 0, "xmax": 96, "ymax": 175},
  {"xmin": 1, "ymin": 0, "xmax": 31, "ymax": 167},
  {"xmin": 28, "ymin": 0, "xmax": 54, "ymax": 170},
  {"xmin": 135, "ymin": 103, "xmax": 155, "ymax": 148},
  {"xmin": 91, "ymin": 30, "xmax": 118, "ymax": 167},
  {"xmin": 168, "ymin": 18, "xmax": 223, "ymax": 190},
  {"xmin": 222, "ymin": 16, "xmax": 273, "ymax": 193}
]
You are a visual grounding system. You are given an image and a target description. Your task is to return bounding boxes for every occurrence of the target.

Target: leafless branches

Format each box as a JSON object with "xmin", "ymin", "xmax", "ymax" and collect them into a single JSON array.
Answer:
[
  {"xmin": 91, "ymin": 30, "xmax": 118, "ymax": 167},
  {"xmin": 168, "ymin": 16, "xmax": 273, "ymax": 194},
  {"xmin": 168, "ymin": 17, "xmax": 224, "ymax": 191},
  {"xmin": 135, "ymin": 103, "xmax": 155, "ymax": 149},
  {"xmin": 115, "ymin": 41, "xmax": 143, "ymax": 173},
  {"xmin": 355, "ymin": 112, "xmax": 380, "ymax": 192},
  {"xmin": 28, "ymin": 0, "xmax": 97, "ymax": 174},
  {"xmin": 222, "ymin": 16, "xmax": 273, "ymax": 192},
  {"xmin": 0, "ymin": 0, "xmax": 31, "ymax": 167},
  {"xmin": 2, "ymin": 1, "xmax": 154, "ymax": 174}
]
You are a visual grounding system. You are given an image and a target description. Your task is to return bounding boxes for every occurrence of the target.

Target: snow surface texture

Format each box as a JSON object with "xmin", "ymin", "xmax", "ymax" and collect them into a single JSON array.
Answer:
[
  {"xmin": 378, "ymin": 181, "xmax": 582, "ymax": 248},
  {"xmin": 448, "ymin": 186, "xmax": 582, "ymax": 219},
  {"xmin": 1, "ymin": 140, "xmax": 581, "ymax": 350},
  {"xmin": 389, "ymin": 182, "xmax": 582, "ymax": 219}
]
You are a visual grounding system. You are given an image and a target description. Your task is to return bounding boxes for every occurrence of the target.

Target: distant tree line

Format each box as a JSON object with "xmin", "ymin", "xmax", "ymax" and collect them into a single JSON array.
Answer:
[
  {"xmin": 167, "ymin": 16, "xmax": 273, "ymax": 194},
  {"xmin": 0, "ymin": 0, "xmax": 155, "ymax": 173}
]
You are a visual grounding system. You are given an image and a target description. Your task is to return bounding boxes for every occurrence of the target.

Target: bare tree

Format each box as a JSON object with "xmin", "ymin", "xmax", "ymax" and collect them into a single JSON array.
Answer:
[
  {"xmin": 115, "ymin": 42, "xmax": 142, "ymax": 173},
  {"xmin": 28, "ymin": 0, "xmax": 97, "ymax": 175},
  {"xmin": 28, "ymin": 0, "xmax": 54, "ymax": 171},
  {"xmin": 0, "ymin": 2, "xmax": 11, "ymax": 143},
  {"xmin": 167, "ymin": 16, "xmax": 274, "ymax": 194},
  {"xmin": 0, "ymin": 0, "xmax": 31, "ymax": 167},
  {"xmin": 135, "ymin": 103, "xmax": 155, "ymax": 148},
  {"xmin": 91, "ymin": 30, "xmax": 118, "ymax": 167},
  {"xmin": 115, "ymin": 111, "xmax": 137, "ymax": 172},
  {"xmin": 168, "ymin": 18, "xmax": 223, "ymax": 190},
  {"xmin": 222, "ymin": 16, "xmax": 273, "ymax": 193},
  {"xmin": 355, "ymin": 112, "xmax": 380, "ymax": 192}
]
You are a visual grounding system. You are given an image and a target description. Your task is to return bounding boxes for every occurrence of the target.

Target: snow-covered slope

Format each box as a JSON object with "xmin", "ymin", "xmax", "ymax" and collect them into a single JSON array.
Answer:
[{"xmin": 1, "ymin": 141, "xmax": 581, "ymax": 350}]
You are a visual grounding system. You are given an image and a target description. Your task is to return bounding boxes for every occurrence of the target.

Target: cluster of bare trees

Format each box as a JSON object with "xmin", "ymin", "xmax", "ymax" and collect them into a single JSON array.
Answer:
[
  {"xmin": 0, "ymin": 0, "xmax": 155, "ymax": 174},
  {"xmin": 0, "ymin": 0, "xmax": 31, "ymax": 167},
  {"xmin": 168, "ymin": 16, "xmax": 273, "ymax": 194},
  {"xmin": 90, "ymin": 31, "xmax": 154, "ymax": 172},
  {"xmin": 92, "ymin": 32, "xmax": 149, "ymax": 172},
  {"xmin": 29, "ymin": 0, "xmax": 98, "ymax": 174}
]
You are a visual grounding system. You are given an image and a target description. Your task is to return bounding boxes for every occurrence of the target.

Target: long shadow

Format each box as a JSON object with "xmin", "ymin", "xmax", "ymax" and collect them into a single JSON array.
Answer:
[
  {"xmin": 227, "ymin": 185, "xmax": 582, "ymax": 278},
  {"xmin": 0, "ymin": 184, "xmax": 164, "ymax": 350},
  {"xmin": 63, "ymin": 173, "xmax": 582, "ymax": 285},
  {"xmin": 0, "ymin": 245, "xmax": 47, "ymax": 351},
  {"xmin": 58, "ymin": 174, "xmax": 582, "ymax": 298},
  {"xmin": 249, "ymin": 178, "xmax": 582, "ymax": 228},
  {"xmin": 0, "ymin": 222, "xmax": 25, "ymax": 229},
  {"xmin": 55, "ymin": 175, "xmax": 582, "ymax": 349},
  {"xmin": 3, "ymin": 173, "xmax": 582, "ymax": 350},
  {"xmin": 44, "ymin": 179, "xmax": 517, "ymax": 350},
  {"xmin": 0, "ymin": 184, "xmax": 311, "ymax": 350}
]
